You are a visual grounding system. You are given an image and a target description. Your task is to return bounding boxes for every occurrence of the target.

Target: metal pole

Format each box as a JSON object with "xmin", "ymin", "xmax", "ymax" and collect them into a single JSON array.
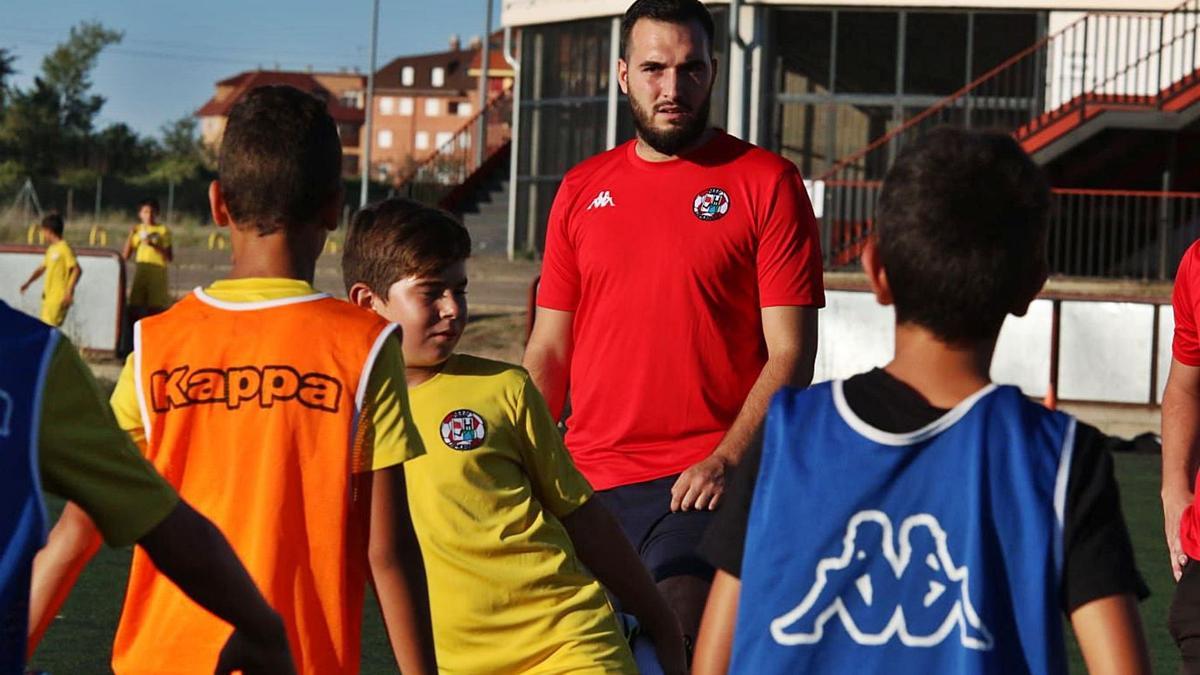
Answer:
[
  {"xmin": 168, "ymin": 180, "xmax": 176, "ymax": 223},
  {"xmin": 475, "ymin": 0, "xmax": 494, "ymax": 169},
  {"xmin": 360, "ymin": 0, "xmax": 380, "ymax": 208},
  {"xmin": 606, "ymin": 17, "xmax": 620, "ymax": 149},
  {"xmin": 94, "ymin": 175, "xmax": 102, "ymax": 226},
  {"xmin": 504, "ymin": 26, "xmax": 521, "ymax": 260}
]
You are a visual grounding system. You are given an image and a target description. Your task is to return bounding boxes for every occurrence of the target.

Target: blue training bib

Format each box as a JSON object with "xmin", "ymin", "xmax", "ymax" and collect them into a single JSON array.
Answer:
[
  {"xmin": 731, "ymin": 380, "xmax": 1075, "ymax": 675},
  {"xmin": 0, "ymin": 301, "xmax": 59, "ymax": 671}
]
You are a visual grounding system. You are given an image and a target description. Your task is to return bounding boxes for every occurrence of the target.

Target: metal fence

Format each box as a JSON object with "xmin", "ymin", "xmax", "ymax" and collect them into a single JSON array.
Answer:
[
  {"xmin": 820, "ymin": 0, "xmax": 1200, "ymax": 181},
  {"xmin": 822, "ymin": 180, "xmax": 1200, "ymax": 279}
]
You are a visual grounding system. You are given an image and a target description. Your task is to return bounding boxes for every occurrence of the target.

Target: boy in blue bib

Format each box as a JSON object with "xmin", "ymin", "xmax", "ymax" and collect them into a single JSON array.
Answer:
[{"xmin": 692, "ymin": 128, "xmax": 1150, "ymax": 674}]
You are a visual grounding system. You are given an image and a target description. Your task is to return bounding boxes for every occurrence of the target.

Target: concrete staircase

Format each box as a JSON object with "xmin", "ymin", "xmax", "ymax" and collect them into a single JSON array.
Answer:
[{"xmin": 458, "ymin": 165, "xmax": 510, "ymax": 257}]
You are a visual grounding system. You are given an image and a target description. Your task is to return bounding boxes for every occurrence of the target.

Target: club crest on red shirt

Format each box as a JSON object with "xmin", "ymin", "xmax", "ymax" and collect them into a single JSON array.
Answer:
[
  {"xmin": 693, "ymin": 187, "xmax": 731, "ymax": 221},
  {"xmin": 440, "ymin": 409, "xmax": 487, "ymax": 450}
]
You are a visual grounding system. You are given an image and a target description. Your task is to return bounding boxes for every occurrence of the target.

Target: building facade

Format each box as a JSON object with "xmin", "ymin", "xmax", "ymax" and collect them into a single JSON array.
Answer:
[
  {"xmin": 502, "ymin": 0, "xmax": 1200, "ymax": 277},
  {"xmin": 196, "ymin": 70, "xmax": 367, "ymax": 176}
]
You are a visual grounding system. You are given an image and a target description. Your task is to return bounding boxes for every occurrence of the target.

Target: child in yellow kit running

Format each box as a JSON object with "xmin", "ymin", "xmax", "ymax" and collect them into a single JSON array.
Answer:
[
  {"xmin": 19, "ymin": 213, "xmax": 81, "ymax": 327},
  {"xmin": 342, "ymin": 198, "xmax": 687, "ymax": 675}
]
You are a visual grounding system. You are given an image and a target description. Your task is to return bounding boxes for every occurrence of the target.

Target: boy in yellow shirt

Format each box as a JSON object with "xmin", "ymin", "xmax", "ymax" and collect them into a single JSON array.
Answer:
[
  {"xmin": 123, "ymin": 197, "xmax": 173, "ymax": 316},
  {"xmin": 19, "ymin": 213, "xmax": 81, "ymax": 327},
  {"xmin": 342, "ymin": 197, "xmax": 687, "ymax": 675}
]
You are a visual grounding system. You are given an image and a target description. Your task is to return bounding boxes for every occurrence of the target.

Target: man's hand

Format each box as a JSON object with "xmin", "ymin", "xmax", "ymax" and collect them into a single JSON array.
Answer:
[
  {"xmin": 1165, "ymin": 488, "xmax": 1194, "ymax": 581},
  {"xmin": 19, "ymin": 282, "xmax": 29, "ymax": 293},
  {"xmin": 214, "ymin": 616, "xmax": 295, "ymax": 675},
  {"xmin": 61, "ymin": 293, "xmax": 73, "ymax": 309},
  {"xmin": 671, "ymin": 454, "xmax": 729, "ymax": 512}
]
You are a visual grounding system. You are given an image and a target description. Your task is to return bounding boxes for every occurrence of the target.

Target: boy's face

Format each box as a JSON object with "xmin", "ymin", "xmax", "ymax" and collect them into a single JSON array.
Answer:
[
  {"xmin": 139, "ymin": 205, "xmax": 158, "ymax": 225},
  {"xmin": 374, "ymin": 261, "xmax": 468, "ymax": 368}
]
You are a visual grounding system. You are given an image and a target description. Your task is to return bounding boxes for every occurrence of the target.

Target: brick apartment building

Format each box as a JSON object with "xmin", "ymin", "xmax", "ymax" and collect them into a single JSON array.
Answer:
[
  {"xmin": 196, "ymin": 70, "xmax": 367, "ymax": 176},
  {"xmin": 368, "ymin": 34, "xmax": 511, "ymax": 183}
]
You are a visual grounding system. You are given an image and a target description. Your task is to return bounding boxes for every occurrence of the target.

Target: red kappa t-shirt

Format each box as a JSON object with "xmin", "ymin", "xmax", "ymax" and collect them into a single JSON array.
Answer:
[
  {"xmin": 1172, "ymin": 241, "xmax": 1200, "ymax": 557},
  {"xmin": 538, "ymin": 131, "xmax": 825, "ymax": 490}
]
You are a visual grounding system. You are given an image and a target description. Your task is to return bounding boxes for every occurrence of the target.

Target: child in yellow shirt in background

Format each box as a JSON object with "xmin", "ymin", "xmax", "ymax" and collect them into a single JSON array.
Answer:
[
  {"xmin": 342, "ymin": 198, "xmax": 687, "ymax": 675},
  {"xmin": 123, "ymin": 197, "xmax": 173, "ymax": 318},
  {"xmin": 19, "ymin": 213, "xmax": 81, "ymax": 327}
]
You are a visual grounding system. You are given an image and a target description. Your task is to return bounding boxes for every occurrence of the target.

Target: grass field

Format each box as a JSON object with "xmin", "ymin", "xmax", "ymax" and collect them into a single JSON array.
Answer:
[{"xmin": 26, "ymin": 452, "xmax": 1178, "ymax": 673}]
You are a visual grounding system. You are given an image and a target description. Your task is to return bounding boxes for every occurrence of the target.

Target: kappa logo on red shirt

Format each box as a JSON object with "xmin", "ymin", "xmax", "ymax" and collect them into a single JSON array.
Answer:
[
  {"xmin": 693, "ymin": 187, "xmax": 731, "ymax": 221},
  {"xmin": 586, "ymin": 190, "xmax": 616, "ymax": 211},
  {"xmin": 439, "ymin": 409, "xmax": 487, "ymax": 450}
]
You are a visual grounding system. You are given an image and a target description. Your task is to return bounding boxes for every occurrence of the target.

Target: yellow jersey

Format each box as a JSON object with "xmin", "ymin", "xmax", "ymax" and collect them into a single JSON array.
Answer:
[
  {"xmin": 405, "ymin": 353, "xmax": 636, "ymax": 674},
  {"xmin": 40, "ymin": 241, "xmax": 77, "ymax": 325},
  {"xmin": 130, "ymin": 224, "xmax": 171, "ymax": 266}
]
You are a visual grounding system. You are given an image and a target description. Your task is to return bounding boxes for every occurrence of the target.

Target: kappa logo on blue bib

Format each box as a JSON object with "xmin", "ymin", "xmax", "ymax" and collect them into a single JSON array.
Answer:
[
  {"xmin": 440, "ymin": 409, "xmax": 487, "ymax": 450},
  {"xmin": 771, "ymin": 510, "xmax": 993, "ymax": 651},
  {"xmin": 692, "ymin": 187, "xmax": 730, "ymax": 221}
]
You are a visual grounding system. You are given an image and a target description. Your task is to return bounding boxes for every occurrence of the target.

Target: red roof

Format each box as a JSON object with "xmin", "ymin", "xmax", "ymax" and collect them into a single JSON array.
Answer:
[
  {"xmin": 468, "ymin": 49, "xmax": 513, "ymax": 74},
  {"xmin": 196, "ymin": 70, "xmax": 365, "ymax": 124}
]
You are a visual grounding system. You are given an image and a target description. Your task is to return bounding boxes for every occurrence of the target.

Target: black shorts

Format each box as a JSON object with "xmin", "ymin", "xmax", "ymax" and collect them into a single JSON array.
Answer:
[
  {"xmin": 1172, "ymin": 558, "xmax": 1200, "ymax": 674},
  {"xmin": 594, "ymin": 474, "xmax": 715, "ymax": 584}
]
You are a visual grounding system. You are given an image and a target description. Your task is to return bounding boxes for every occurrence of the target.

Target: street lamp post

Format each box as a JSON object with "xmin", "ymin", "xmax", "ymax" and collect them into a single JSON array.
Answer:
[
  {"xmin": 475, "ymin": 0, "xmax": 493, "ymax": 169},
  {"xmin": 360, "ymin": 0, "xmax": 380, "ymax": 208}
]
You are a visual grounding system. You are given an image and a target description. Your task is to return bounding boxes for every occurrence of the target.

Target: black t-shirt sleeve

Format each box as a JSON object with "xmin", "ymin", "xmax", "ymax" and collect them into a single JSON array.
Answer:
[
  {"xmin": 699, "ymin": 438, "xmax": 763, "ymax": 578},
  {"xmin": 1062, "ymin": 422, "xmax": 1151, "ymax": 613}
]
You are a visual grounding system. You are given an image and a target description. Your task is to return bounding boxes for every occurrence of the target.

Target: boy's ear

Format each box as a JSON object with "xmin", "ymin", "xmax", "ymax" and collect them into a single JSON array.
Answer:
[
  {"xmin": 347, "ymin": 282, "xmax": 377, "ymax": 310},
  {"xmin": 617, "ymin": 58, "xmax": 630, "ymax": 95},
  {"xmin": 208, "ymin": 181, "xmax": 232, "ymax": 229},
  {"xmin": 862, "ymin": 237, "xmax": 894, "ymax": 306}
]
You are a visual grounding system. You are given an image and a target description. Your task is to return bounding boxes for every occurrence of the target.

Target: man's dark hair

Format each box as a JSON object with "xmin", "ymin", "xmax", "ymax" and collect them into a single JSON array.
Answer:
[
  {"xmin": 219, "ymin": 85, "xmax": 343, "ymax": 235},
  {"xmin": 138, "ymin": 197, "xmax": 160, "ymax": 212},
  {"xmin": 40, "ymin": 212, "xmax": 64, "ymax": 237},
  {"xmin": 621, "ymin": 0, "xmax": 714, "ymax": 57},
  {"xmin": 342, "ymin": 197, "xmax": 471, "ymax": 298},
  {"xmin": 874, "ymin": 127, "xmax": 1051, "ymax": 344}
]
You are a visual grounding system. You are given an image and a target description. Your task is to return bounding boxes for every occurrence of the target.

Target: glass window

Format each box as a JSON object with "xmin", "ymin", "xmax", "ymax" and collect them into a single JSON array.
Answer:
[
  {"xmin": 401, "ymin": 66, "xmax": 415, "ymax": 86},
  {"xmin": 398, "ymin": 97, "xmax": 414, "ymax": 115},
  {"xmin": 435, "ymin": 131, "xmax": 453, "ymax": 149},
  {"xmin": 377, "ymin": 129, "xmax": 393, "ymax": 149},
  {"xmin": 432, "ymin": 67, "xmax": 445, "ymax": 87},
  {"xmin": 415, "ymin": 131, "xmax": 430, "ymax": 150},
  {"xmin": 425, "ymin": 99, "xmax": 440, "ymax": 116},
  {"xmin": 835, "ymin": 11, "xmax": 898, "ymax": 94},
  {"xmin": 904, "ymin": 12, "xmax": 968, "ymax": 95},
  {"xmin": 774, "ymin": 11, "xmax": 832, "ymax": 96},
  {"xmin": 972, "ymin": 13, "xmax": 1039, "ymax": 79},
  {"xmin": 379, "ymin": 96, "xmax": 395, "ymax": 115},
  {"xmin": 458, "ymin": 102, "xmax": 473, "ymax": 117},
  {"xmin": 774, "ymin": 103, "xmax": 894, "ymax": 180}
]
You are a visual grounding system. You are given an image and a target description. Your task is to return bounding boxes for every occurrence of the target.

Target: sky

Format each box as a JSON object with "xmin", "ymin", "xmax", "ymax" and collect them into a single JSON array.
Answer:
[{"xmin": 3, "ymin": 0, "xmax": 504, "ymax": 140}]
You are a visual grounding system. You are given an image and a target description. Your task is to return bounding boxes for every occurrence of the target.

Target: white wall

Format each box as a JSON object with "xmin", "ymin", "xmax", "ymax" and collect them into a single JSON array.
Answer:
[
  {"xmin": 814, "ymin": 290, "xmax": 1171, "ymax": 405},
  {"xmin": 0, "ymin": 248, "xmax": 124, "ymax": 352}
]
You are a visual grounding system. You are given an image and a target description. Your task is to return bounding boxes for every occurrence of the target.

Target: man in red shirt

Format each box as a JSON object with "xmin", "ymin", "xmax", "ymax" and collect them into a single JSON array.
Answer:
[
  {"xmin": 1164, "ymin": 241, "xmax": 1200, "ymax": 669},
  {"xmin": 523, "ymin": 0, "xmax": 825, "ymax": 650}
]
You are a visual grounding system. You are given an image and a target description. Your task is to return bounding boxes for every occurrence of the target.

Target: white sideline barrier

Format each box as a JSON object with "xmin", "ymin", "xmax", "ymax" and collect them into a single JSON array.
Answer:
[
  {"xmin": 816, "ymin": 289, "xmax": 1171, "ymax": 405},
  {"xmin": 0, "ymin": 246, "xmax": 124, "ymax": 352},
  {"xmin": 1059, "ymin": 302, "xmax": 1155, "ymax": 404}
]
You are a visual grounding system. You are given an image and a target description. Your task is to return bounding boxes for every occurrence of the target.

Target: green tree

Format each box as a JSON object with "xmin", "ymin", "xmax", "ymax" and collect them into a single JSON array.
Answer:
[
  {"xmin": 0, "ymin": 48, "xmax": 16, "ymax": 109},
  {"xmin": 40, "ymin": 22, "xmax": 123, "ymax": 136},
  {"xmin": 0, "ymin": 22, "xmax": 124, "ymax": 179},
  {"xmin": 141, "ymin": 116, "xmax": 203, "ymax": 184}
]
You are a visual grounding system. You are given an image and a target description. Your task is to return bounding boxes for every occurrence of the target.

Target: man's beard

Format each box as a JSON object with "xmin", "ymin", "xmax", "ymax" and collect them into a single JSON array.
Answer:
[{"xmin": 629, "ymin": 92, "xmax": 712, "ymax": 157}]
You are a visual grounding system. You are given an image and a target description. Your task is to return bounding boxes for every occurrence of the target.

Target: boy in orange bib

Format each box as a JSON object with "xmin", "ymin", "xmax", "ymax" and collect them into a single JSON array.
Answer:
[{"xmin": 30, "ymin": 86, "xmax": 436, "ymax": 675}]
